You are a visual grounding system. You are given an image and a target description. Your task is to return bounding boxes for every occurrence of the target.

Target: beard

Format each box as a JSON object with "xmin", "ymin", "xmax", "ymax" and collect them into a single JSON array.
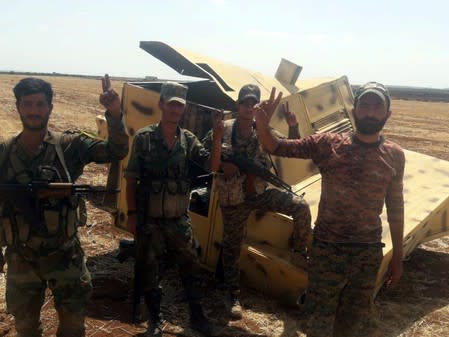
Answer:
[
  {"xmin": 354, "ymin": 116, "xmax": 387, "ymax": 135},
  {"xmin": 19, "ymin": 113, "xmax": 50, "ymax": 131}
]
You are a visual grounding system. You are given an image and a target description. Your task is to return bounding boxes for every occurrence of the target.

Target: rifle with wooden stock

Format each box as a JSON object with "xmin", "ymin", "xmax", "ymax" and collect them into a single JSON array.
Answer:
[{"xmin": 0, "ymin": 181, "xmax": 119, "ymax": 225}]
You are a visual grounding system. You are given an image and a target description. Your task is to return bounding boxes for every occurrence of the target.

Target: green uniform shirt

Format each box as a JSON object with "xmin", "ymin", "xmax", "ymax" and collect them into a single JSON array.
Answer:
[
  {"xmin": 125, "ymin": 123, "xmax": 210, "ymax": 180},
  {"xmin": 0, "ymin": 112, "xmax": 129, "ymax": 183}
]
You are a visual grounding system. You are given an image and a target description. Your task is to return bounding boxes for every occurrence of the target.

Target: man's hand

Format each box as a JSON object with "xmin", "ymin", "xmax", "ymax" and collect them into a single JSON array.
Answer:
[
  {"xmin": 256, "ymin": 87, "xmax": 283, "ymax": 121},
  {"xmin": 386, "ymin": 252, "xmax": 403, "ymax": 288},
  {"xmin": 282, "ymin": 102, "xmax": 298, "ymax": 127},
  {"xmin": 99, "ymin": 74, "xmax": 121, "ymax": 117}
]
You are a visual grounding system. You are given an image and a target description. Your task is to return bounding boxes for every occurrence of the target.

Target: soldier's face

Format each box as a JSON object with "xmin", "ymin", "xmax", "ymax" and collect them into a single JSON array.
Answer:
[
  {"xmin": 237, "ymin": 98, "xmax": 258, "ymax": 121},
  {"xmin": 16, "ymin": 93, "xmax": 53, "ymax": 131},
  {"xmin": 353, "ymin": 93, "xmax": 391, "ymax": 135},
  {"xmin": 159, "ymin": 100, "xmax": 185, "ymax": 125}
]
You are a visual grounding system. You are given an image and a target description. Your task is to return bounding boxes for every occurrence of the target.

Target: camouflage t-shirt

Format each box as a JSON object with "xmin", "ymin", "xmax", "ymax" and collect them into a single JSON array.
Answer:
[{"xmin": 274, "ymin": 132, "xmax": 405, "ymax": 243}]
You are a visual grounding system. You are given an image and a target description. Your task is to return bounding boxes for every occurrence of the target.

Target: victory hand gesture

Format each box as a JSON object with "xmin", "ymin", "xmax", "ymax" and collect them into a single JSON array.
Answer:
[
  {"xmin": 254, "ymin": 87, "xmax": 282, "ymax": 130},
  {"xmin": 256, "ymin": 87, "xmax": 283, "ymax": 122},
  {"xmin": 99, "ymin": 74, "xmax": 121, "ymax": 117}
]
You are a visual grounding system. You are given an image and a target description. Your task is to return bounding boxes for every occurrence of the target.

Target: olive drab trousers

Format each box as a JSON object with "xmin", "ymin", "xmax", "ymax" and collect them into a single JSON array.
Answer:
[
  {"xmin": 5, "ymin": 240, "xmax": 92, "ymax": 337},
  {"xmin": 220, "ymin": 188, "xmax": 311, "ymax": 292}
]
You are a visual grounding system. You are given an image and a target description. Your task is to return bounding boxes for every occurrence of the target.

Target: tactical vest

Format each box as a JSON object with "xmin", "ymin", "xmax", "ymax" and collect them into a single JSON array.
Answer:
[
  {"xmin": 138, "ymin": 127, "xmax": 192, "ymax": 219},
  {"xmin": 215, "ymin": 119, "xmax": 269, "ymax": 207},
  {"xmin": 0, "ymin": 132, "xmax": 85, "ymax": 253}
]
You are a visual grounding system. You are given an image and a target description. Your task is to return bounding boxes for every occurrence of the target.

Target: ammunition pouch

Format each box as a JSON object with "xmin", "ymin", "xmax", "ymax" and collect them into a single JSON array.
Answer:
[
  {"xmin": 1, "ymin": 196, "xmax": 83, "ymax": 250},
  {"xmin": 146, "ymin": 180, "xmax": 190, "ymax": 218},
  {"xmin": 215, "ymin": 173, "xmax": 246, "ymax": 207},
  {"xmin": 41, "ymin": 195, "xmax": 83, "ymax": 239},
  {"xmin": 7, "ymin": 237, "xmax": 78, "ymax": 271}
]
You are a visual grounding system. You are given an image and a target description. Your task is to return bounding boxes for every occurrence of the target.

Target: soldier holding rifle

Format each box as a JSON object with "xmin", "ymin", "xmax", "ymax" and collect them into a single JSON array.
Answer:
[
  {"xmin": 205, "ymin": 84, "xmax": 312, "ymax": 320},
  {"xmin": 0, "ymin": 75, "xmax": 129, "ymax": 337},
  {"xmin": 125, "ymin": 82, "xmax": 223, "ymax": 337}
]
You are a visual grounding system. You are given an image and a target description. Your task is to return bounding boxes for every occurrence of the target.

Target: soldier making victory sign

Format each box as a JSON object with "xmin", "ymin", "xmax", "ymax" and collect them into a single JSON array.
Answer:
[
  {"xmin": 206, "ymin": 84, "xmax": 312, "ymax": 320},
  {"xmin": 125, "ymin": 82, "xmax": 224, "ymax": 337},
  {"xmin": 0, "ymin": 75, "xmax": 129, "ymax": 337},
  {"xmin": 255, "ymin": 82, "xmax": 405, "ymax": 337}
]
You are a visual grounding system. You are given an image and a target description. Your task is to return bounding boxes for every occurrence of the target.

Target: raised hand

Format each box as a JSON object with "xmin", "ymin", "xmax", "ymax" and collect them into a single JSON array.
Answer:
[
  {"xmin": 99, "ymin": 74, "xmax": 121, "ymax": 117},
  {"xmin": 282, "ymin": 102, "xmax": 298, "ymax": 127},
  {"xmin": 256, "ymin": 87, "xmax": 283, "ymax": 122},
  {"xmin": 254, "ymin": 89, "xmax": 282, "ymax": 153}
]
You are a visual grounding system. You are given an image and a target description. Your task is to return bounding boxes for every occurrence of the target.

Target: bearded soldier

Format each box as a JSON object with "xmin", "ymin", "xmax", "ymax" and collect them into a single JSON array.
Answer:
[{"xmin": 0, "ymin": 76, "xmax": 129, "ymax": 337}]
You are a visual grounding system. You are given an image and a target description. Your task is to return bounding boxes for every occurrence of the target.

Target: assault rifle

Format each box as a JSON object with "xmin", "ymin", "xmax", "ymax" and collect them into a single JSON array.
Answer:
[
  {"xmin": 0, "ymin": 182, "xmax": 119, "ymax": 228},
  {"xmin": 222, "ymin": 154, "xmax": 303, "ymax": 197},
  {"xmin": 0, "ymin": 182, "xmax": 119, "ymax": 199}
]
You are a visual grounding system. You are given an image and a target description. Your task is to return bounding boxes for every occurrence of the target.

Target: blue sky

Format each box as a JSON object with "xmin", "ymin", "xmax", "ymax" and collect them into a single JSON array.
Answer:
[{"xmin": 1, "ymin": 0, "xmax": 448, "ymax": 88}]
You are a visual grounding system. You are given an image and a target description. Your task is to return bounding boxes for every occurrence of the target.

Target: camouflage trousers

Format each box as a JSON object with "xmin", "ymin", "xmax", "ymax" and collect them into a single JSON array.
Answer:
[
  {"xmin": 5, "ymin": 238, "xmax": 92, "ymax": 337},
  {"xmin": 138, "ymin": 215, "xmax": 204, "ymax": 303},
  {"xmin": 302, "ymin": 239, "xmax": 383, "ymax": 337},
  {"xmin": 220, "ymin": 188, "xmax": 311, "ymax": 292}
]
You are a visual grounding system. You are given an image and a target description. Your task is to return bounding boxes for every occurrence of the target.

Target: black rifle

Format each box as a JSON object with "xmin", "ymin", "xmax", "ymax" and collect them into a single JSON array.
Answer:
[
  {"xmin": 0, "ymin": 182, "xmax": 119, "ymax": 199},
  {"xmin": 222, "ymin": 154, "xmax": 302, "ymax": 197},
  {"xmin": 132, "ymin": 183, "xmax": 148, "ymax": 323}
]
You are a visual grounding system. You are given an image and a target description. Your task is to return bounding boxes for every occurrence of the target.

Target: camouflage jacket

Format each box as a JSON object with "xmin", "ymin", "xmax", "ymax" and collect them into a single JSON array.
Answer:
[
  {"xmin": 0, "ymin": 112, "xmax": 129, "ymax": 184},
  {"xmin": 274, "ymin": 132, "xmax": 405, "ymax": 243},
  {"xmin": 0, "ymin": 112, "xmax": 129, "ymax": 248},
  {"xmin": 203, "ymin": 119, "xmax": 290, "ymax": 205},
  {"xmin": 125, "ymin": 123, "xmax": 210, "ymax": 181},
  {"xmin": 125, "ymin": 123, "xmax": 211, "ymax": 221}
]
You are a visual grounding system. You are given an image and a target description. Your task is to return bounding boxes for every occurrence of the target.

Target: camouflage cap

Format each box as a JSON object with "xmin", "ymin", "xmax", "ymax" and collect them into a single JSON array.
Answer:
[
  {"xmin": 354, "ymin": 81, "xmax": 391, "ymax": 109},
  {"xmin": 238, "ymin": 84, "xmax": 261, "ymax": 103},
  {"xmin": 160, "ymin": 81, "xmax": 188, "ymax": 104}
]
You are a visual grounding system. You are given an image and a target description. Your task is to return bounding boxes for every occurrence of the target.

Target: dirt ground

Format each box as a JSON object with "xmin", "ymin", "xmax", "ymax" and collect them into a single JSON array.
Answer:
[{"xmin": 1, "ymin": 74, "xmax": 449, "ymax": 337}]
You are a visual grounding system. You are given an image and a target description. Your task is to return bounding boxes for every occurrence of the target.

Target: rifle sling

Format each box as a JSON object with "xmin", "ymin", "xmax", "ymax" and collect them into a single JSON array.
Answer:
[{"xmin": 53, "ymin": 133, "xmax": 72, "ymax": 183}]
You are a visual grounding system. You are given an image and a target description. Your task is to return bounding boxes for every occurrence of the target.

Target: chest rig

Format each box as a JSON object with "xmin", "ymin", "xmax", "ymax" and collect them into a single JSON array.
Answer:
[
  {"xmin": 215, "ymin": 120, "xmax": 270, "ymax": 207},
  {"xmin": 138, "ymin": 128, "xmax": 192, "ymax": 219},
  {"xmin": 0, "ymin": 133, "xmax": 84, "ymax": 254}
]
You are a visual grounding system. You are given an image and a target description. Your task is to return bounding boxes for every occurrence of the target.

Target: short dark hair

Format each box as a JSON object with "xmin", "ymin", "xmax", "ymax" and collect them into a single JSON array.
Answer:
[{"xmin": 13, "ymin": 77, "xmax": 53, "ymax": 105}]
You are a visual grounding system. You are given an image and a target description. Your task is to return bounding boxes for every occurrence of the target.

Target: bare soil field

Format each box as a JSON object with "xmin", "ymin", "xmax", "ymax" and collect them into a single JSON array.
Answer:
[{"xmin": 1, "ymin": 74, "xmax": 449, "ymax": 337}]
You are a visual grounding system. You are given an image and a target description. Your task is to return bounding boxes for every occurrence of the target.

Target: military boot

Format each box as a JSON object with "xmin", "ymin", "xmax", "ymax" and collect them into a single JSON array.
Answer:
[
  {"xmin": 189, "ymin": 302, "xmax": 223, "ymax": 336},
  {"xmin": 144, "ymin": 289, "xmax": 164, "ymax": 337},
  {"xmin": 225, "ymin": 292, "xmax": 243, "ymax": 319}
]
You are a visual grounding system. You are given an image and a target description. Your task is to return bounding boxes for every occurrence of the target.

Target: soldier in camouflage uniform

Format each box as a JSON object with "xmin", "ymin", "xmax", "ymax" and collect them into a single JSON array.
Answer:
[
  {"xmin": 125, "ymin": 82, "xmax": 223, "ymax": 337},
  {"xmin": 255, "ymin": 82, "xmax": 405, "ymax": 337},
  {"xmin": 206, "ymin": 84, "xmax": 312, "ymax": 320},
  {"xmin": 0, "ymin": 76, "xmax": 129, "ymax": 337}
]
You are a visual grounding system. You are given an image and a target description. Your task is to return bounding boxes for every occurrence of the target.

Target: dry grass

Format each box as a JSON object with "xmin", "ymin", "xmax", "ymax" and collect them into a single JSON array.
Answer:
[{"xmin": 1, "ymin": 74, "xmax": 449, "ymax": 336}]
